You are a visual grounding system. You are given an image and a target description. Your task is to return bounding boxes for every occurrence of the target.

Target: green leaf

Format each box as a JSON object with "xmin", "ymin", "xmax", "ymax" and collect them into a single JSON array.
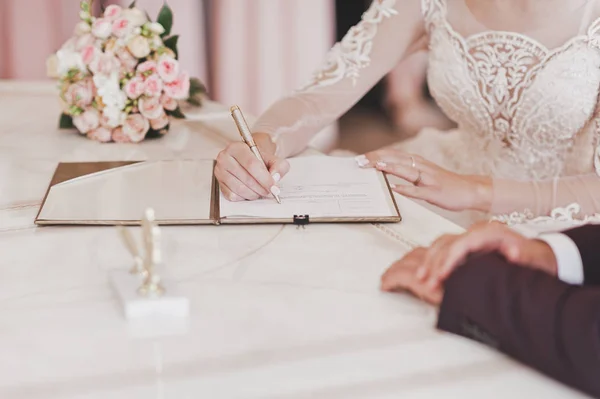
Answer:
[
  {"xmin": 157, "ymin": 4, "xmax": 173, "ymax": 37},
  {"xmin": 186, "ymin": 96, "xmax": 202, "ymax": 107},
  {"xmin": 189, "ymin": 77, "xmax": 206, "ymax": 95},
  {"xmin": 59, "ymin": 113, "xmax": 75, "ymax": 129},
  {"xmin": 145, "ymin": 126, "xmax": 168, "ymax": 139},
  {"xmin": 163, "ymin": 35, "xmax": 179, "ymax": 58},
  {"xmin": 167, "ymin": 107, "xmax": 186, "ymax": 119},
  {"xmin": 128, "ymin": 1, "xmax": 137, "ymax": 9}
]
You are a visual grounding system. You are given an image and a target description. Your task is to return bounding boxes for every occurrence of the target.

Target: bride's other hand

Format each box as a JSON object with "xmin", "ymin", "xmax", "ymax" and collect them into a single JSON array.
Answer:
[
  {"xmin": 355, "ymin": 150, "xmax": 492, "ymax": 212},
  {"xmin": 215, "ymin": 133, "xmax": 290, "ymax": 201}
]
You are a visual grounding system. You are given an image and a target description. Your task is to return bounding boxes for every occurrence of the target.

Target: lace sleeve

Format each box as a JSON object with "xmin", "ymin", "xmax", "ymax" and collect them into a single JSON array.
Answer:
[
  {"xmin": 252, "ymin": 0, "xmax": 427, "ymax": 158},
  {"xmin": 491, "ymin": 122, "xmax": 600, "ymax": 219}
]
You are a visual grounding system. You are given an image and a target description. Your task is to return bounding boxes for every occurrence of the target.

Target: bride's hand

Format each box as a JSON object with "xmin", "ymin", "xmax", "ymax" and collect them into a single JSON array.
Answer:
[
  {"xmin": 356, "ymin": 149, "xmax": 492, "ymax": 212},
  {"xmin": 215, "ymin": 133, "xmax": 290, "ymax": 201}
]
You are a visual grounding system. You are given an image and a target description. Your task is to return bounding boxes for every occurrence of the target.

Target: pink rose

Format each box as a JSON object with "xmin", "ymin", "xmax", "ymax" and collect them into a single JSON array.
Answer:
[
  {"xmin": 123, "ymin": 114, "xmax": 150, "ymax": 142},
  {"xmin": 73, "ymin": 109, "xmax": 100, "ymax": 134},
  {"xmin": 89, "ymin": 53, "xmax": 121, "ymax": 75},
  {"xmin": 137, "ymin": 61, "xmax": 157, "ymax": 78},
  {"xmin": 144, "ymin": 75, "xmax": 163, "ymax": 97},
  {"xmin": 104, "ymin": 5, "xmax": 122, "ymax": 20},
  {"xmin": 164, "ymin": 72, "xmax": 191, "ymax": 100},
  {"xmin": 92, "ymin": 18, "xmax": 112, "ymax": 39},
  {"xmin": 139, "ymin": 96, "xmax": 165, "ymax": 120},
  {"xmin": 150, "ymin": 114, "xmax": 170, "ymax": 130},
  {"xmin": 75, "ymin": 34, "xmax": 96, "ymax": 51},
  {"xmin": 81, "ymin": 45, "xmax": 100, "ymax": 65},
  {"xmin": 112, "ymin": 18, "xmax": 133, "ymax": 38},
  {"xmin": 87, "ymin": 127, "xmax": 112, "ymax": 142},
  {"xmin": 124, "ymin": 77, "xmax": 145, "ymax": 99},
  {"xmin": 160, "ymin": 95, "xmax": 178, "ymax": 111},
  {"xmin": 65, "ymin": 79, "xmax": 94, "ymax": 108},
  {"xmin": 111, "ymin": 127, "xmax": 131, "ymax": 143},
  {"xmin": 157, "ymin": 56, "xmax": 179, "ymax": 83},
  {"xmin": 116, "ymin": 48, "xmax": 138, "ymax": 72}
]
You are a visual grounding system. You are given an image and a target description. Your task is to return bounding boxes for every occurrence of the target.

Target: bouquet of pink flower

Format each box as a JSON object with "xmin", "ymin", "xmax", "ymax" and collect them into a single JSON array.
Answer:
[{"xmin": 47, "ymin": 0, "xmax": 205, "ymax": 143}]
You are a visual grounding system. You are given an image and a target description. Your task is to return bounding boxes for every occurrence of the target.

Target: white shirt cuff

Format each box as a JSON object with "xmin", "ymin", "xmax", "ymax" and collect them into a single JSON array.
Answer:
[{"xmin": 538, "ymin": 233, "xmax": 584, "ymax": 285}]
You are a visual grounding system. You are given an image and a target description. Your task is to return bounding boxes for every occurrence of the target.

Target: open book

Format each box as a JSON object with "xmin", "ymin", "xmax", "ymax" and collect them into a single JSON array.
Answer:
[{"xmin": 35, "ymin": 157, "xmax": 401, "ymax": 225}]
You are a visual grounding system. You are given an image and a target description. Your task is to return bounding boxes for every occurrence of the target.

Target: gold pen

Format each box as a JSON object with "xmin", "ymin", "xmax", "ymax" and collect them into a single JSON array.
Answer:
[{"xmin": 230, "ymin": 105, "xmax": 281, "ymax": 204}]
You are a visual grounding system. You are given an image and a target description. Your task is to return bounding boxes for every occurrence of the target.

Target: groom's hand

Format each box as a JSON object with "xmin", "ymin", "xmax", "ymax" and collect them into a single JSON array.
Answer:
[
  {"xmin": 381, "ymin": 222, "xmax": 558, "ymax": 304},
  {"xmin": 411, "ymin": 222, "xmax": 558, "ymax": 289},
  {"xmin": 381, "ymin": 247, "xmax": 444, "ymax": 305},
  {"xmin": 215, "ymin": 133, "xmax": 290, "ymax": 201}
]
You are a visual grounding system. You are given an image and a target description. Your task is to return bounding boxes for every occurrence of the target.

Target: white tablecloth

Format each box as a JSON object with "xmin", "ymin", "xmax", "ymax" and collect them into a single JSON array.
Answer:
[{"xmin": 0, "ymin": 81, "xmax": 587, "ymax": 399}]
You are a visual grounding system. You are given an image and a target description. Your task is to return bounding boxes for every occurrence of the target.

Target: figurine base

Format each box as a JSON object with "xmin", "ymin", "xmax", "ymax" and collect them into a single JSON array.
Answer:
[{"xmin": 109, "ymin": 270, "xmax": 190, "ymax": 320}]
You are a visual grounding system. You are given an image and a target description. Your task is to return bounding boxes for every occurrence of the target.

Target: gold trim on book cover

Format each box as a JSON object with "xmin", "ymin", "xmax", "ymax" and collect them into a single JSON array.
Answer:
[
  {"xmin": 383, "ymin": 172, "xmax": 402, "ymax": 222},
  {"xmin": 210, "ymin": 160, "xmax": 221, "ymax": 225}
]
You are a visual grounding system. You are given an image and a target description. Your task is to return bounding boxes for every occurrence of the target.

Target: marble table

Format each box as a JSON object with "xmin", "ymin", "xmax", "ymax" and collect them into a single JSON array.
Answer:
[{"xmin": 0, "ymin": 81, "xmax": 587, "ymax": 398}]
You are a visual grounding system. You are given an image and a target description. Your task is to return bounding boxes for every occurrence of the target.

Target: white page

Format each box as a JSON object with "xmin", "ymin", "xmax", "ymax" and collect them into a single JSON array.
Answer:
[{"xmin": 220, "ymin": 157, "xmax": 398, "ymax": 220}]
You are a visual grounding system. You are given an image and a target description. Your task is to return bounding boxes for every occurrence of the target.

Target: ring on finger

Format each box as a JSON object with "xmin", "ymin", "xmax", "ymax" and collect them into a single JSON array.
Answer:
[
  {"xmin": 409, "ymin": 156, "xmax": 422, "ymax": 186},
  {"xmin": 413, "ymin": 169, "xmax": 422, "ymax": 186}
]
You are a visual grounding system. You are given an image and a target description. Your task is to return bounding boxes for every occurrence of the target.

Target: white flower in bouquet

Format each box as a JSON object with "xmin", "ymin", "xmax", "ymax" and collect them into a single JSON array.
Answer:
[
  {"xmin": 56, "ymin": 49, "xmax": 85, "ymax": 77},
  {"xmin": 92, "ymin": 19, "xmax": 112, "ymax": 39},
  {"xmin": 74, "ymin": 21, "xmax": 92, "ymax": 36},
  {"xmin": 121, "ymin": 8, "xmax": 148, "ymax": 27},
  {"xmin": 49, "ymin": 0, "xmax": 206, "ymax": 143},
  {"xmin": 148, "ymin": 22, "xmax": 166, "ymax": 35},
  {"xmin": 127, "ymin": 35, "xmax": 151, "ymax": 58},
  {"xmin": 103, "ymin": 106, "xmax": 127, "ymax": 128}
]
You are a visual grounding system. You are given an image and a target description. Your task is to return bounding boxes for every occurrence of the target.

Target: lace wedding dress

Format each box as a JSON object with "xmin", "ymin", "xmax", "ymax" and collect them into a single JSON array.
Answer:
[{"xmin": 252, "ymin": 0, "xmax": 600, "ymax": 225}]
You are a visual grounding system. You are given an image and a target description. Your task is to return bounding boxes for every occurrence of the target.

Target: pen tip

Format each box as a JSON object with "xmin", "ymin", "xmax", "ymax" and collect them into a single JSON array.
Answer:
[{"xmin": 275, "ymin": 195, "xmax": 282, "ymax": 204}]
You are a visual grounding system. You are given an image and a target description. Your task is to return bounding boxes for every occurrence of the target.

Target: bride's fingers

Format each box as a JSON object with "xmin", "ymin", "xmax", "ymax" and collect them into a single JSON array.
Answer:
[
  {"xmin": 356, "ymin": 149, "xmax": 411, "ymax": 167},
  {"xmin": 390, "ymin": 183, "xmax": 436, "ymax": 203},
  {"xmin": 375, "ymin": 161, "xmax": 431, "ymax": 185}
]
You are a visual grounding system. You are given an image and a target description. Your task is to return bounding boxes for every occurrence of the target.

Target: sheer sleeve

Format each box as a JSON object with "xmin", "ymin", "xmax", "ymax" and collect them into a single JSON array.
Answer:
[
  {"xmin": 252, "ymin": 0, "xmax": 427, "ymax": 158},
  {"xmin": 491, "ymin": 125, "xmax": 600, "ymax": 218}
]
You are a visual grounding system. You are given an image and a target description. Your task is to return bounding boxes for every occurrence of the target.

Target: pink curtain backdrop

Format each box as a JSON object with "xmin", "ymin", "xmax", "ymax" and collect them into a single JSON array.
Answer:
[
  {"xmin": 210, "ymin": 0, "xmax": 336, "ymax": 116},
  {"xmin": 0, "ymin": 0, "xmax": 80, "ymax": 79}
]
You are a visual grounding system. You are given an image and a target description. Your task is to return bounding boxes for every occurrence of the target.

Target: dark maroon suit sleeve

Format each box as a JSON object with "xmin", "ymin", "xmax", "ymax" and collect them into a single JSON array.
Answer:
[{"xmin": 437, "ymin": 252, "xmax": 600, "ymax": 398}]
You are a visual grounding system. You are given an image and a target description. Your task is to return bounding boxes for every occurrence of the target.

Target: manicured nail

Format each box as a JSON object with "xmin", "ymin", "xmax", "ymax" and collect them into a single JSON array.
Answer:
[
  {"xmin": 355, "ymin": 155, "xmax": 369, "ymax": 167},
  {"xmin": 376, "ymin": 161, "xmax": 387, "ymax": 168},
  {"xmin": 415, "ymin": 266, "xmax": 427, "ymax": 280},
  {"xmin": 270, "ymin": 185, "xmax": 281, "ymax": 196},
  {"xmin": 272, "ymin": 172, "xmax": 281, "ymax": 183}
]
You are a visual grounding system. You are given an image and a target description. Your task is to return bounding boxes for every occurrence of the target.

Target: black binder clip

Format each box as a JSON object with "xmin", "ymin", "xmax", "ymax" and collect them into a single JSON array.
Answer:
[{"xmin": 293, "ymin": 215, "xmax": 309, "ymax": 229}]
